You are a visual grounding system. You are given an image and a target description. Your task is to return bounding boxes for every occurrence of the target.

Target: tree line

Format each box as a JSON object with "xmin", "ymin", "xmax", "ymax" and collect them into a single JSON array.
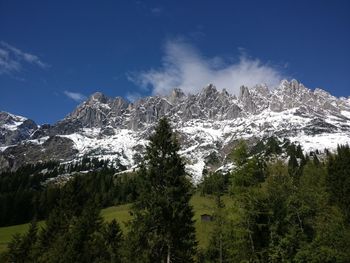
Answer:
[
  {"xmin": 0, "ymin": 157, "xmax": 134, "ymax": 227},
  {"xmin": 200, "ymin": 140, "xmax": 350, "ymax": 262}
]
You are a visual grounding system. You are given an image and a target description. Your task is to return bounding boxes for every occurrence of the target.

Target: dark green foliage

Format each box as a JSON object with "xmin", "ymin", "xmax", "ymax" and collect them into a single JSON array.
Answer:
[
  {"xmin": 6, "ymin": 221, "xmax": 38, "ymax": 262},
  {"xmin": 296, "ymin": 144, "xmax": 304, "ymax": 159},
  {"xmin": 203, "ymin": 172, "xmax": 228, "ymax": 263},
  {"xmin": 312, "ymin": 153, "xmax": 320, "ymax": 166},
  {"xmin": 294, "ymin": 206, "xmax": 350, "ymax": 262},
  {"xmin": 265, "ymin": 137, "xmax": 282, "ymax": 156},
  {"xmin": 327, "ymin": 144, "xmax": 350, "ymax": 221},
  {"xmin": 0, "ymin": 158, "xmax": 136, "ymax": 227},
  {"xmin": 249, "ymin": 137, "xmax": 284, "ymax": 157},
  {"xmin": 229, "ymin": 158, "xmax": 269, "ymax": 261},
  {"xmin": 288, "ymin": 153, "xmax": 299, "ymax": 177},
  {"xmin": 287, "ymin": 143, "xmax": 306, "ymax": 182},
  {"xmin": 203, "ymin": 144, "xmax": 350, "ymax": 262},
  {"xmin": 0, "ymin": 162, "xmax": 60, "ymax": 226},
  {"xmin": 114, "ymin": 173, "xmax": 140, "ymax": 204},
  {"xmin": 4, "ymin": 196, "xmax": 125, "ymax": 262},
  {"xmin": 249, "ymin": 140, "xmax": 265, "ymax": 155},
  {"xmin": 229, "ymin": 139, "xmax": 248, "ymax": 165},
  {"xmin": 46, "ymin": 202, "xmax": 104, "ymax": 262},
  {"xmin": 231, "ymin": 157, "xmax": 265, "ymax": 191},
  {"xmin": 127, "ymin": 118, "xmax": 197, "ymax": 263},
  {"xmin": 199, "ymin": 171, "xmax": 230, "ymax": 196},
  {"xmin": 101, "ymin": 219, "xmax": 124, "ymax": 262},
  {"xmin": 205, "ymin": 196, "xmax": 229, "ymax": 263}
]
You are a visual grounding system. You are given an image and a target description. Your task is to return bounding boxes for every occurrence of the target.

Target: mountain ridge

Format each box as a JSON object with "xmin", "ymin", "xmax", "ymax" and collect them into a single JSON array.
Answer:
[{"xmin": 1, "ymin": 79, "xmax": 350, "ymax": 181}]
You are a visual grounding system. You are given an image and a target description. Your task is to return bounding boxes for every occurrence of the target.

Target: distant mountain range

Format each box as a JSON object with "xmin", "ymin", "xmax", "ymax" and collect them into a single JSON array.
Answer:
[{"xmin": 1, "ymin": 79, "xmax": 350, "ymax": 181}]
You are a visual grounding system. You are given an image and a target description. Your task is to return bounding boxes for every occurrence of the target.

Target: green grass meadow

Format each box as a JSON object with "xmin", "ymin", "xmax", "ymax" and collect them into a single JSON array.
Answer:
[{"xmin": 0, "ymin": 193, "xmax": 230, "ymax": 253}]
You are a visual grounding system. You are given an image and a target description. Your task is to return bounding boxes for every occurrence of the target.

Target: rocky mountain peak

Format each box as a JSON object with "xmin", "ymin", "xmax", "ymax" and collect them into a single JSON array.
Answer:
[
  {"xmin": 2, "ymin": 79, "xmax": 350, "ymax": 180},
  {"xmin": 202, "ymin": 83, "xmax": 218, "ymax": 94},
  {"xmin": 239, "ymin": 85, "xmax": 250, "ymax": 99},
  {"xmin": 221, "ymin": 88, "xmax": 230, "ymax": 97},
  {"xmin": 88, "ymin": 92, "xmax": 109, "ymax": 104},
  {"xmin": 197, "ymin": 84, "xmax": 221, "ymax": 109},
  {"xmin": 198, "ymin": 83, "xmax": 219, "ymax": 100},
  {"xmin": 314, "ymin": 88, "xmax": 333, "ymax": 98},
  {"xmin": 111, "ymin": 96, "xmax": 129, "ymax": 108},
  {"xmin": 168, "ymin": 88, "xmax": 185, "ymax": 104},
  {"xmin": 0, "ymin": 111, "xmax": 26, "ymax": 125},
  {"xmin": 55, "ymin": 80, "xmax": 350, "ymax": 132},
  {"xmin": 252, "ymin": 84, "xmax": 270, "ymax": 97},
  {"xmin": 279, "ymin": 79, "xmax": 309, "ymax": 95},
  {"xmin": 0, "ymin": 111, "xmax": 37, "ymax": 147}
]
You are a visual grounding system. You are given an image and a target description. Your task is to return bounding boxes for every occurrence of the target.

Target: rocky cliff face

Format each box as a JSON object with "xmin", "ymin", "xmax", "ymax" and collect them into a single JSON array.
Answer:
[
  {"xmin": 0, "ymin": 112, "xmax": 37, "ymax": 147},
  {"xmin": 1, "ymin": 79, "xmax": 350, "ymax": 181}
]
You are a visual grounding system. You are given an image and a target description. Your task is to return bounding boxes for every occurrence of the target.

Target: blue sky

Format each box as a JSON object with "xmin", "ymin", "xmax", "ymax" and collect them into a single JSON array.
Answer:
[{"xmin": 0, "ymin": 0, "xmax": 349, "ymax": 124}]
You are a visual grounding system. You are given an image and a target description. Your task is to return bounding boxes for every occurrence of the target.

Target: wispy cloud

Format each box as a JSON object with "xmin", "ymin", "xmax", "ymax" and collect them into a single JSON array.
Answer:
[
  {"xmin": 0, "ymin": 48, "xmax": 21, "ymax": 74},
  {"xmin": 150, "ymin": 7, "xmax": 163, "ymax": 15},
  {"xmin": 135, "ymin": 1, "xmax": 164, "ymax": 16},
  {"xmin": 129, "ymin": 38, "xmax": 287, "ymax": 96},
  {"xmin": 0, "ymin": 41, "xmax": 49, "ymax": 75},
  {"xmin": 64, "ymin": 91, "xmax": 86, "ymax": 102}
]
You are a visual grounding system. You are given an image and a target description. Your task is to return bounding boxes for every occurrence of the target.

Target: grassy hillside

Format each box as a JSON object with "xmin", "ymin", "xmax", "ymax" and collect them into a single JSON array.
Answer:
[
  {"xmin": 0, "ymin": 221, "xmax": 45, "ymax": 253},
  {"xmin": 0, "ymin": 193, "xmax": 231, "ymax": 253}
]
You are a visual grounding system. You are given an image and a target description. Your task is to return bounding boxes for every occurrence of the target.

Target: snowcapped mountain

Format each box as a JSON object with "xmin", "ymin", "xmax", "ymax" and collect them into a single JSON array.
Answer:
[
  {"xmin": 1, "ymin": 79, "xmax": 350, "ymax": 181},
  {"xmin": 0, "ymin": 112, "xmax": 37, "ymax": 149}
]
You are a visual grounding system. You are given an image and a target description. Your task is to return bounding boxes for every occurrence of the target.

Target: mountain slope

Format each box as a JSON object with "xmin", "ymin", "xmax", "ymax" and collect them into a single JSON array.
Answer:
[
  {"xmin": 0, "ymin": 112, "xmax": 37, "ymax": 148},
  {"xmin": 1, "ymin": 79, "xmax": 350, "ymax": 181}
]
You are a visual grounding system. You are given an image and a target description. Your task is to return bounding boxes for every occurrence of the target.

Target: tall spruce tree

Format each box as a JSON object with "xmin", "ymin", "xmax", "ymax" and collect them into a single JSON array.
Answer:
[
  {"xmin": 127, "ymin": 118, "xmax": 197, "ymax": 263},
  {"xmin": 327, "ymin": 144, "xmax": 350, "ymax": 221}
]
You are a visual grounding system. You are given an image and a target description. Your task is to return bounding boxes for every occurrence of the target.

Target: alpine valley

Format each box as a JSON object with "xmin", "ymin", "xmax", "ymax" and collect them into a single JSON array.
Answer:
[{"xmin": 1, "ymin": 79, "xmax": 350, "ymax": 182}]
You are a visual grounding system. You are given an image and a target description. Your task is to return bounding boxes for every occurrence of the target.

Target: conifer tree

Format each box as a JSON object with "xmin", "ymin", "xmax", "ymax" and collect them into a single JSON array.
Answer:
[
  {"xmin": 205, "ymin": 178, "xmax": 228, "ymax": 263},
  {"xmin": 288, "ymin": 152, "xmax": 299, "ymax": 180},
  {"xmin": 327, "ymin": 144, "xmax": 350, "ymax": 221},
  {"xmin": 101, "ymin": 219, "xmax": 124, "ymax": 263},
  {"xmin": 127, "ymin": 118, "xmax": 197, "ymax": 263},
  {"xmin": 6, "ymin": 220, "xmax": 38, "ymax": 262},
  {"xmin": 230, "ymin": 139, "xmax": 248, "ymax": 166}
]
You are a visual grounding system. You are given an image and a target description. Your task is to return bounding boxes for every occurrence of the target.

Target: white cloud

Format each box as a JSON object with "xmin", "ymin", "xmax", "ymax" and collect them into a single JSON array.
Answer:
[
  {"xmin": 129, "ymin": 39, "xmax": 287, "ymax": 96},
  {"xmin": 0, "ymin": 48, "xmax": 21, "ymax": 74},
  {"xmin": 64, "ymin": 91, "xmax": 86, "ymax": 102},
  {"xmin": 0, "ymin": 41, "xmax": 49, "ymax": 75}
]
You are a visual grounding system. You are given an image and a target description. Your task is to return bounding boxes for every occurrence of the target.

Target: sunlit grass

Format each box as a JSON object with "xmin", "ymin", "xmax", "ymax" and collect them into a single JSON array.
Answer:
[{"xmin": 0, "ymin": 193, "xmax": 231, "ymax": 253}]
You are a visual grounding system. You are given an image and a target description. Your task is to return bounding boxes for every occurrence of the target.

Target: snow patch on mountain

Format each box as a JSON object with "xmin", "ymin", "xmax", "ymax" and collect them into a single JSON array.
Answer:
[
  {"xmin": 289, "ymin": 133, "xmax": 350, "ymax": 153},
  {"xmin": 27, "ymin": 136, "xmax": 50, "ymax": 145},
  {"xmin": 1, "ymin": 79, "xmax": 350, "ymax": 182},
  {"xmin": 1, "ymin": 112, "xmax": 27, "ymax": 131},
  {"xmin": 59, "ymin": 128, "xmax": 148, "ymax": 167},
  {"xmin": 0, "ymin": 146, "xmax": 9, "ymax": 152},
  {"xmin": 341, "ymin": 110, "xmax": 350, "ymax": 119}
]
